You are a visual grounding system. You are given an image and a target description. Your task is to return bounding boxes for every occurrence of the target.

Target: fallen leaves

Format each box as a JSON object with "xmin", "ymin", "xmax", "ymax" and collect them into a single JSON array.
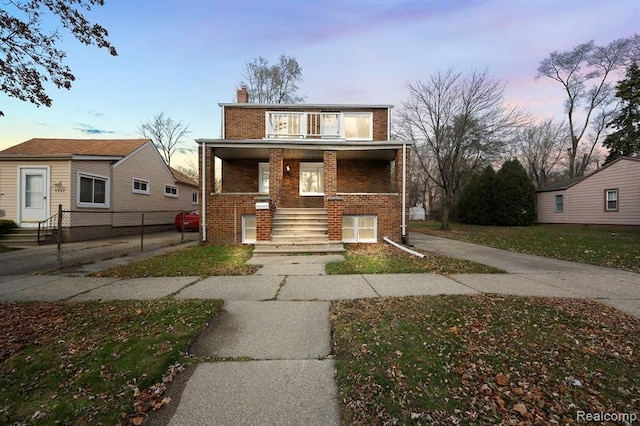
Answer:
[{"xmin": 332, "ymin": 295, "xmax": 640, "ymax": 425}]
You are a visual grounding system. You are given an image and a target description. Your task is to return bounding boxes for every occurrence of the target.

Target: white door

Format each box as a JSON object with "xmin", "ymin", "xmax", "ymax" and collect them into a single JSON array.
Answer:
[{"xmin": 19, "ymin": 167, "xmax": 49, "ymax": 226}]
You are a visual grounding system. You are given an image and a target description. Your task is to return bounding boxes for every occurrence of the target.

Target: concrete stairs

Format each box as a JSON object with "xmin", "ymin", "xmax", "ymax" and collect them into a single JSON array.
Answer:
[
  {"xmin": 253, "ymin": 208, "xmax": 344, "ymax": 256},
  {"xmin": 0, "ymin": 227, "xmax": 43, "ymax": 247}
]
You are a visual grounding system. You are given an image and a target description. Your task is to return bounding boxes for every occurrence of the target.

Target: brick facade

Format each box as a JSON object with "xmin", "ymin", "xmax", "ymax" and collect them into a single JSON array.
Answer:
[{"xmin": 200, "ymin": 103, "xmax": 409, "ymax": 245}]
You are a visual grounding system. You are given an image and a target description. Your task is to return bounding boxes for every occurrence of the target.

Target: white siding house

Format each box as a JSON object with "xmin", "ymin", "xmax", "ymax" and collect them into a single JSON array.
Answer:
[
  {"xmin": 0, "ymin": 139, "xmax": 198, "ymax": 234},
  {"xmin": 537, "ymin": 157, "xmax": 640, "ymax": 225}
]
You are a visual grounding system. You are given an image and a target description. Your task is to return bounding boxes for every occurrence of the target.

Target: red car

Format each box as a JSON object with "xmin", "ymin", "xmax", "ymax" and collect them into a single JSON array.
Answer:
[{"xmin": 175, "ymin": 211, "xmax": 199, "ymax": 231}]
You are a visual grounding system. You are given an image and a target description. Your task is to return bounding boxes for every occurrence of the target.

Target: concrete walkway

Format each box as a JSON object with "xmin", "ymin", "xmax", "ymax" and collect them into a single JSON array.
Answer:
[{"xmin": 0, "ymin": 233, "xmax": 639, "ymax": 425}]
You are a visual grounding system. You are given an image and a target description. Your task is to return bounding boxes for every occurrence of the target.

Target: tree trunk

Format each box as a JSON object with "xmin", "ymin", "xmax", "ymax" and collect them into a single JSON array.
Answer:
[{"xmin": 440, "ymin": 198, "xmax": 450, "ymax": 231}]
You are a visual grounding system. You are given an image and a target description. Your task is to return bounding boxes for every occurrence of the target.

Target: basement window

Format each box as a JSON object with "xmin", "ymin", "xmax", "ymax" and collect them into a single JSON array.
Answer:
[
  {"xmin": 242, "ymin": 215, "xmax": 256, "ymax": 243},
  {"xmin": 343, "ymin": 215, "xmax": 377, "ymax": 243}
]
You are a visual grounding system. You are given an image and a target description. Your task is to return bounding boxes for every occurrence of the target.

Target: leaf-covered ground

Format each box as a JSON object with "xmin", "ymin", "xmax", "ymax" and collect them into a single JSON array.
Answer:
[
  {"xmin": 0, "ymin": 299, "xmax": 221, "ymax": 425},
  {"xmin": 332, "ymin": 295, "xmax": 639, "ymax": 425}
]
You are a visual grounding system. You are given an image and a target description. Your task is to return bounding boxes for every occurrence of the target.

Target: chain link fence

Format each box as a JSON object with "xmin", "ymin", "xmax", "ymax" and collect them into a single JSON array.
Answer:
[{"xmin": 39, "ymin": 206, "xmax": 198, "ymax": 270}]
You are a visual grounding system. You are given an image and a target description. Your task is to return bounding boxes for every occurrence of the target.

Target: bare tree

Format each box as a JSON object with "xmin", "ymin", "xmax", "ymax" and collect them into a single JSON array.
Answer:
[
  {"xmin": 1, "ymin": 0, "xmax": 117, "ymax": 115},
  {"xmin": 137, "ymin": 113, "xmax": 190, "ymax": 167},
  {"xmin": 396, "ymin": 69, "xmax": 525, "ymax": 230},
  {"xmin": 512, "ymin": 119, "xmax": 567, "ymax": 188},
  {"xmin": 239, "ymin": 54, "xmax": 305, "ymax": 103},
  {"xmin": 536, "ymin": 35, "xmax": 639, "ymax": 177}
]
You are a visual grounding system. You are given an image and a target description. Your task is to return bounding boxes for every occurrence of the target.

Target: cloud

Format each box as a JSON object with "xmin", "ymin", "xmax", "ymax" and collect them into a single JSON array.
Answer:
[{"xmin": 75, "ymin": 123, "xmax": 115, "ymax": 135}]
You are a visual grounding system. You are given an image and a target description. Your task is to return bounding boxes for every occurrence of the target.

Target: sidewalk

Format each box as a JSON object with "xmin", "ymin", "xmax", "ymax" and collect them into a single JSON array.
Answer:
[{"xmin": 1, "ymin": 235, "xmax": 639, "ymax": 425}]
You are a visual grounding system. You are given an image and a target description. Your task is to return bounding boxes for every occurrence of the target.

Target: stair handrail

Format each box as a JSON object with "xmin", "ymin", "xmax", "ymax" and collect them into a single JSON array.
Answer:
[{"xmin": 37, "ymin": 211, "xmax": 61, "ymax": 244}]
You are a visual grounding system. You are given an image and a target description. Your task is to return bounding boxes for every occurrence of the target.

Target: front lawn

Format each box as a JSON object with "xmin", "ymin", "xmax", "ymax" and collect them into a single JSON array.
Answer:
[
  {"xmin": 411, "ymin": 222, "xmax": 640, "ymax": 272},
  {"xmin": 332, "ymin": 295, "xmax": 640, "ymax": 425},
  {"xmin": 326, "ymin": 243, "xmax": 503, "ymax": 274},
  {"xmin": 0, "ymin": 299, "xmax": 222, "ymax": 425},
  {"xmin": 91, "ymin": 244, "xmax": 259, "ymax": 277}
]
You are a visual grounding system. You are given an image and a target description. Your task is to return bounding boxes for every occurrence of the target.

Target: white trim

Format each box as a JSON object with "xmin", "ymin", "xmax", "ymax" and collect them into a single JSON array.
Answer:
[
  {"xmin": 164, "ymin": 184, "xmax": 179, "ymax": 198},
  {"xmin": 17, "ymin": 166, "xmax": 50, "ymax": 226},
  {"xmin": 299, "ymin": 162, "xmax": 324, "ymax": 196},
  {"xmin": 201, "ymin": 142, "xmax": 207, "ymax": 241},
  {"xmin": 242, "ymin": 214, "xmax": 256, "ymax": 244},
  {"xmin": 258, "ymin": 162, "xmax": 269, "ymax": 194},
  {"xmin": 605, "ymin": 189, "xmax": 618, "ymax": 211},
  {"xmin": 77, "ymin": 172, "xmax": 110, "ymax": 208},
  {"xmin": 132, "ymin": 177, "xmax": 150, "ymax": 195},
  {"xmin": 344, "ymin": 112, "xmax": 373, "ymax": 141},
  {"xmin": 343, "ymin": 215, "xmax": 377, "ymax": 243}
]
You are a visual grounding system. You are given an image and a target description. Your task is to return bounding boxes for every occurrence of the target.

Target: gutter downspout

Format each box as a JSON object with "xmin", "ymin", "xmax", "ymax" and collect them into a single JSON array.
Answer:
[
  {"xmin": 201, "ymin": 141, "xmax": 207, "ymax": 242},
  {"xmin": 401, "ymin": 143, "xmax": 407, "ymax": 243},
  {"xmin": 384, "ymin": 237, "xmax": 424, "ymax": 258}
]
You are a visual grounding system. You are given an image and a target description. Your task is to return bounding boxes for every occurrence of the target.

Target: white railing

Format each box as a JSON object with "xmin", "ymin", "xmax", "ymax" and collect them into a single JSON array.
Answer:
[{"xmin": 265, "ymin": 112, "xmax": 344, "ymax": 139}]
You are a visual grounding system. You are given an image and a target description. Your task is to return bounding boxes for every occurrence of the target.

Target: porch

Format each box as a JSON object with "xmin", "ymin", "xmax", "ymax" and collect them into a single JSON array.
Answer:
[{"xmin": 199, "ymin": 142, "xmax": 409, "ymax": 246}]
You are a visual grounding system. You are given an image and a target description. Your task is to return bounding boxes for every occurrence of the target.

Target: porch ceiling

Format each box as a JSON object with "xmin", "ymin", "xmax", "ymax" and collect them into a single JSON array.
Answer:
[{"xmin": 214, "ymin": 147, "xmax": 396, "ymax": 161}]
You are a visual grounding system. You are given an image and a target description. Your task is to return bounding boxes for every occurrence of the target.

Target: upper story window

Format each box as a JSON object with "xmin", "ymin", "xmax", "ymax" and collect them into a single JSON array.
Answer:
[
  {"xmin": 344, "ymin": 112, "xmax": 373, "ymax": 140},
  {"xmin": 605, "ymin": 189, "xmax": 618, "ymax": 211},
  {"xmin": 266, "ymin": 112, "xmax": 303, "ymax": 138},
  {"xmin": 164, "ymin": 184, "xmax": 178, "ymax": 198},
  {"xmin": 132, "ymin": 178, "xmax": 150, "ymax": 195},
  {"xmin": 265, "ymin": 111, "xmax": 375, "ymax": 140},
  {"xmin": 78, "ymin": 173, "xmax": 110, "ymax": 208}
]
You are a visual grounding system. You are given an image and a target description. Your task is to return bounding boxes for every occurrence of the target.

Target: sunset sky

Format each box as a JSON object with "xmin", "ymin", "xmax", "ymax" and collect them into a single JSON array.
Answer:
[{"xmin": 0, "ymin": 0, "xmax": 638, "ymax": 167}]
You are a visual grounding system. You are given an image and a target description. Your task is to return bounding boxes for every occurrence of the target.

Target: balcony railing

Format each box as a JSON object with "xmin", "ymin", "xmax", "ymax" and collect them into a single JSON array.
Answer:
[{"xmin": 265, "ymin": 111, "xmax": 373, "ymax": 140}]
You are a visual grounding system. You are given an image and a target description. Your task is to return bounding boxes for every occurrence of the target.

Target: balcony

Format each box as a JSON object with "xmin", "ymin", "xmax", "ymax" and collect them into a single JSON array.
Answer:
[{"xmin": 265, "ymin": 111, "xmax": 372, "ymax": 140}]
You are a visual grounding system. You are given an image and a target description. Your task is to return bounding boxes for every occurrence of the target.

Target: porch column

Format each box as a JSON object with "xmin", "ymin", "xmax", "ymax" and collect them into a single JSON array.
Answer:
[
  {"xmin": 255, "ymin": 198, "xmax": 273, "ymax": 241},
  {"xmin": 326, "ymin": 196, "xmax": 343, "ymax": 242},
  {"xmin": 323, "ymin": 151, "xmax": 337, "ymax": 197},
  {"xmin": 269, "ymin": 148, "xmax": 283, "ymax": 207},
  {"xmin": 324, "ymin": 151, "xmax": 341, "ymax": 241}
]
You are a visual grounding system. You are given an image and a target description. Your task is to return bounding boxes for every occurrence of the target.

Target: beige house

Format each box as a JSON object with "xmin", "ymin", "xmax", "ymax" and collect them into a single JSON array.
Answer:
[
  {"xmin": 537, "ymin": 157, "xmax": 640, "ymax": 225},
  {"xmin": 0, "ymin": 138, "xmax": 198, "ymax": 236}
]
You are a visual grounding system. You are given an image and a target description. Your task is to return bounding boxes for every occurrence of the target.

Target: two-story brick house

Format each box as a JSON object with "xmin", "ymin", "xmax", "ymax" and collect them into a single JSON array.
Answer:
[{"xmin": 196, "ymin": 87, "xmax": 410, "ymax": 251}]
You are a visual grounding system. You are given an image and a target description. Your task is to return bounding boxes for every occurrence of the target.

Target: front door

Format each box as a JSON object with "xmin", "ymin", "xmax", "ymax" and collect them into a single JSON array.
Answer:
[{"xmin": 19, "ymin": 167, "xmax": 49, "ymax": 227}]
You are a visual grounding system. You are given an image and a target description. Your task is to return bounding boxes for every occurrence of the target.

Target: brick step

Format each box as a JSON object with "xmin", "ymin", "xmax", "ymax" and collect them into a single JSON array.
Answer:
[{"xmin": 271, "ymin": 235, "xmax": 329, "ymax": 243}]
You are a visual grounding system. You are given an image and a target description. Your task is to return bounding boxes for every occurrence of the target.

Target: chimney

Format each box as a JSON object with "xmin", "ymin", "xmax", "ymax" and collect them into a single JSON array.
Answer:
[{"xmin": 237, "ymin": 85, "xmax": 249, "ymax": 103}]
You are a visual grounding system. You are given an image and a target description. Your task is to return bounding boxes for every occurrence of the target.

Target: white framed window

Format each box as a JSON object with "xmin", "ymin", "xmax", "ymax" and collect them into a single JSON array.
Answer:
[
  {"xmin": 191, "ymin": 191, "xmax": 198, "ymax": 205},
  {"xmin": 258, "ymin": 162, "xmax": 270, "ymax": 194},
  {"xmin": 344, "ymin": 112, "xmax": 373, "ymax": 140},
  {"xmin": 605, "ymin": 189, "xmax": 618, "ymax": 211},
  {"xmin": 164, "ymin": 184, "xmax": 178, "ymax": 198},
  {"xmin": 554, "ymin": 195, "xmax": 563, "ymax": 213},
  {"xmin": 266, "ymin": 112, "xmax": 304, "ymax": 138},
  {"xmin": 242, "ymin": 215, "xmax": 256, "ymax": 243},
  {"xmin": 300, "ymin": 162, "xmax": 324, "ymax": 196},
  {"xmin": 343, "ymin": 215, "xmax": 377, "ymax": 243},
  {"xmin": 132, "ymin": 178, "xmax": 150, "ymax": 195},
  {"xmin": 77, "ymin": 173, "xmax": 110, "ymax": 208}
]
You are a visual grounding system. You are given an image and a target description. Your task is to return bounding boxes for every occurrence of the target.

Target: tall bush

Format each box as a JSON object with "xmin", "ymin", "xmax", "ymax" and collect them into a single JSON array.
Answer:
[
  {"xmin": 494, "ymin": 160, "xmax": 537, "ymax": 226},
  {"xmin": 458, "ymin": 166, "xmax": 496, "ymax": 225}
]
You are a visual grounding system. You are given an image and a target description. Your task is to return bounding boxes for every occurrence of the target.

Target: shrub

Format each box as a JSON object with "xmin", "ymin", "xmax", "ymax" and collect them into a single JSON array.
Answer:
[
  {"xmin": 0, "ymin": 219, "xmax": 17, "ymax": 235},
  {"xmin": 494, "ymin": 160, "xmax": 536, "ymax": 226},
  {"xmin": 458, "ymin": 166, "xmax": 496, "ymax": 225}
]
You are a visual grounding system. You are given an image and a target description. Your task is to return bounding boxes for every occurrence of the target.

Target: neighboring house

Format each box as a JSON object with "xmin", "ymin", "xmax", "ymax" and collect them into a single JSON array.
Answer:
[
  {"xmin": 537, "ymin": 157, "xmax": 640, "ymax": 225},
  {"xmin": 196, "ymin": 87, "xmax": 411, "ymax": 248},
  {"xmin": 0, "ymin": 138, "xmax": 198, "ymax": 237}
]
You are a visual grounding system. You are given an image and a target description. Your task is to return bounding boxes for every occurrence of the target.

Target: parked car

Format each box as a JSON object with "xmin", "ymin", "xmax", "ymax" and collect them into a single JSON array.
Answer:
[{"xmin": 175, "ymin": 211, "xmax": 199, "ymax": 231}]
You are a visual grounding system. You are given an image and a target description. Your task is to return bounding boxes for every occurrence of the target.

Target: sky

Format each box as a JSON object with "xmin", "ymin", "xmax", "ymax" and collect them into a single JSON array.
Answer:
[{"xmin": 0, "ymin": 0, "xmax": 638, "ymax": 168}]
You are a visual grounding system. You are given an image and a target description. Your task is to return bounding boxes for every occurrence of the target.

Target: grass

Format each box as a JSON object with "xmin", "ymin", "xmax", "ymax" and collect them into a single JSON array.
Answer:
[
  {"xmin": 411, "ymin": 221, "xmax": 640, "ymax": 272},
  {"xmin": 0, "ymin": 299, "xmax": 222, "ymax": 425},
  {"xmin": 332, "ymin": 295, "xmax": 640, "ymax": 425},
  {"xmin": 90, "ymin": 244, "xmax": 259, "ymax": 277},
  {"xmin": 326, "ymin": 243, "xmax": 503, "ymax": 275}
]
